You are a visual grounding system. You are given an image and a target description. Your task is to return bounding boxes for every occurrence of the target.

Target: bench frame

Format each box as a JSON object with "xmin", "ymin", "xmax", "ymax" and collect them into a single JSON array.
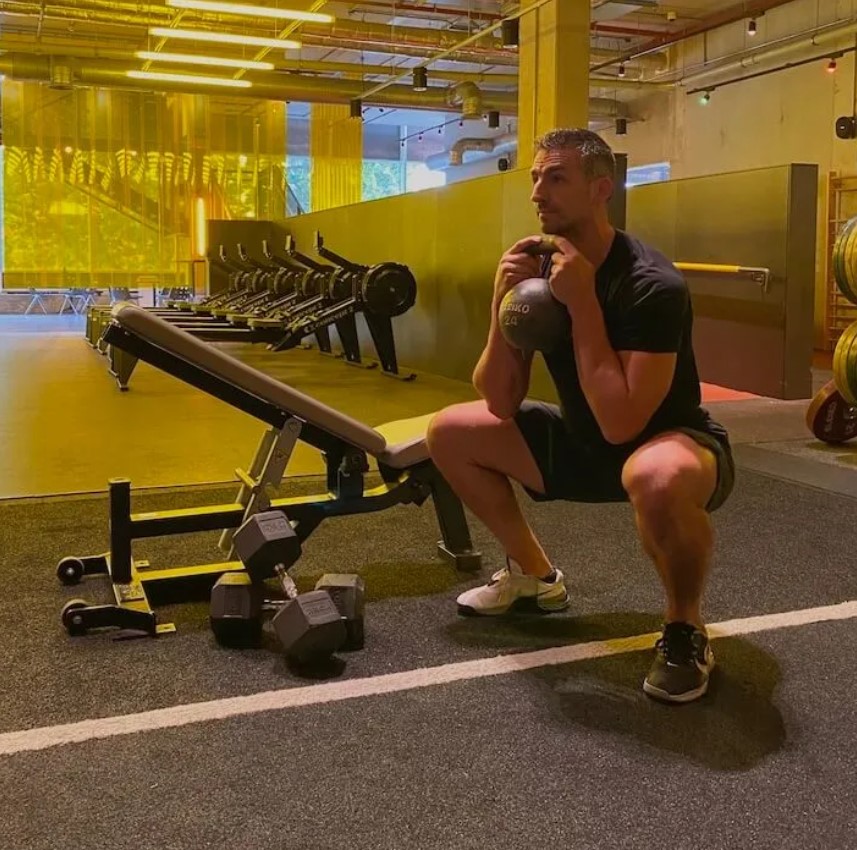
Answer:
[{"xmin": 58, "ymin": 324, "xmax": 481, "ymax": 640}]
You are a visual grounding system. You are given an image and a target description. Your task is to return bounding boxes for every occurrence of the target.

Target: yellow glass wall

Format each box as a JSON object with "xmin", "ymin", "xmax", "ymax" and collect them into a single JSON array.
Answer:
[
  {"xmin": 1, "ymin": 82, "xmax": 287, "ymax": 289},
  {"xmin": 310, "ymin": 103, "xmax": 362, "ymax": 212}
]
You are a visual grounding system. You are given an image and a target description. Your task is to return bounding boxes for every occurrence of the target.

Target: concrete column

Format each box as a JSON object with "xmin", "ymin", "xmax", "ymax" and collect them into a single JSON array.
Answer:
[{"xmin": 517, "ymin": 0, "xmax": 590, "ymax": 164}]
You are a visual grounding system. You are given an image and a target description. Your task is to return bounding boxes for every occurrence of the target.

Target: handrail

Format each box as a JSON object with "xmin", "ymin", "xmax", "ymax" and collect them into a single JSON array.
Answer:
[{"xmin": 675, "ymin": 261, "xmax": 771, "ymax": 290}]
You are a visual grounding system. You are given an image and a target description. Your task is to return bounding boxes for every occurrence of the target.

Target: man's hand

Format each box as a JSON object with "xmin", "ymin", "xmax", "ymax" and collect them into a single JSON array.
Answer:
[
  {"xmin": 493, "ymin": 236, "xmax": 544, "ymax": 304},
  {"xmin": 545, "ymin": 236, "xmax": 597, "ymax": 310}
]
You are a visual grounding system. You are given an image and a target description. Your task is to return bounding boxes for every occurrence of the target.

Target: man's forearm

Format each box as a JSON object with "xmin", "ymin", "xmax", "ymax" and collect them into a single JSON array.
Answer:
[
  {"xmin": 473, "ymin": 300, "xmax": 530, "ymax": 418},
  {"xmin": 568, "ymin": 290, "xmax": 632, "ymax": 442}
]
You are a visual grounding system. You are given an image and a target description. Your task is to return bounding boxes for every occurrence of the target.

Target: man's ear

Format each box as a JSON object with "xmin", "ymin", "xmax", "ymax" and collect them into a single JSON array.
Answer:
[{"xmin": 596, "ymin": 175, "xmax": 615, "ymax": 204}]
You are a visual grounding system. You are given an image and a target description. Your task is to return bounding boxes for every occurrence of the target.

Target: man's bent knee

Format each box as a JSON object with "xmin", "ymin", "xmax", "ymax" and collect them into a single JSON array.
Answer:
[
  {"xmin": 427, "ymin": 401, "xmax": 492, "ymax": 460},
  {"xmin": 622, "ymin": 434, "xmax": 717, "ymax": 517}
]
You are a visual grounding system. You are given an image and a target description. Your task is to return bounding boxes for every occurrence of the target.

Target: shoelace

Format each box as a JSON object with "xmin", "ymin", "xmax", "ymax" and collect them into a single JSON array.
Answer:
[
  {"xmin": 487, "ymin": 567, "xmax": 512, "ymax": 587},
  {"xmin": 655, "ymin": 624, "xmax": 699, "ymax": 665}
]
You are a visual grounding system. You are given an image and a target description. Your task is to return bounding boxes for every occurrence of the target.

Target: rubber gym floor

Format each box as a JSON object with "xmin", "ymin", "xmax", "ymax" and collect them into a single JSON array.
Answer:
[{"xmin": 1, "ymin": 316, "xmax": 855, "ymax": 850}]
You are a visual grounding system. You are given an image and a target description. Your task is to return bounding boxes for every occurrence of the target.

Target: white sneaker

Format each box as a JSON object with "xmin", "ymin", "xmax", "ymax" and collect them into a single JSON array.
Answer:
[{"xmin": 456, "ymin": 560, "xmax": 570, "ymax": 617}]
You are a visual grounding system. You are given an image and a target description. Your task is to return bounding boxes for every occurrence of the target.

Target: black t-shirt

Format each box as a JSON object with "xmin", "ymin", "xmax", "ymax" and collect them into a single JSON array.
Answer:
[{"xmin": 540, "ymin": 229, "xmax": 728, "ymax": 452}]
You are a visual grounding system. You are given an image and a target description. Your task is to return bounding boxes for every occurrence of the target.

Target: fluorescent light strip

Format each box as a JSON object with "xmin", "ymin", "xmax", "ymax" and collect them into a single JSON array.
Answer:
[
  {"xmin": 126, "ymin": 70, "xmax": 253, "ymax": 88},
  {"xmin": 149, "ymin": 27, "xmax": 300, "ymax": 50},
  {"xmin": 166, "ymin": 0, "xmax": 333, "ymax": 23},
  {"xmin": 136, "ymin": 51, "xmax": 273, "ymax": 70}
]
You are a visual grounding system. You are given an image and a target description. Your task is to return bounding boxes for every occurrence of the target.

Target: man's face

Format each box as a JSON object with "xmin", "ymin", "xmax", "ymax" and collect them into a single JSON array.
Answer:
[{"xmin": 529, "ymin": 148, "xmax": 608, "ymax": 236}]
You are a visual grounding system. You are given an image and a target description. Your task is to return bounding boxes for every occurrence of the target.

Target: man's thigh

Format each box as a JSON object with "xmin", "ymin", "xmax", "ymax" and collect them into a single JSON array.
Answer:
[
  {"xmin": 428, "ymin": 400, "xmax": 546, "ymax": 493},
  {"xmin": 513, "ymin": 401, "xmax": 627, "ymax": 503}
]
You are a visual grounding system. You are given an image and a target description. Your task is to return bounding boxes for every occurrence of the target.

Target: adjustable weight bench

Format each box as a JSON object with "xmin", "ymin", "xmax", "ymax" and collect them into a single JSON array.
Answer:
[{"xmin": 57, "ymin": 303, "xmax": 481, "ymax": 640}]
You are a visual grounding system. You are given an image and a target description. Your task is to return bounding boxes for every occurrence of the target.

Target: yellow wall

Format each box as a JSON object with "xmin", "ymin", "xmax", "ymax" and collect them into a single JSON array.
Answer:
[
  {"xmin": 263, "ymin": 161, "xmax": 811, "ymax": 398},
  {"xmin": 599, "ymin": 8, "xmax": 857, "ymax": 349}
]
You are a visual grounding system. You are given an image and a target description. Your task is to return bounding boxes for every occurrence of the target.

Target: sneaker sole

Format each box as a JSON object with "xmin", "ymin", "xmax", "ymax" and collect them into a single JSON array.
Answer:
[
  {"xmin": 457, "ymin": 593, "xmax": 570, "ymax": 618},
  {"xmin": 642, "ymin": 658, "xmax": 716, "ymax": 704}
]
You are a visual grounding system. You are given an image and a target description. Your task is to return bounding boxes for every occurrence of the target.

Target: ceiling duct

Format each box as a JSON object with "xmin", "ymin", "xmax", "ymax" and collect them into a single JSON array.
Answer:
[
  {"xmin": 0, "ymin": 53, "xmax": 520, "ymax": 112},
  {"xmin": 448, "ymin": 134, "xmax": 517, "ymax": 167},
  {"xmin": 428, "ymin": 100, "xmax": 629, "ymax": 170},
  {"xmin": 446, "ymin": 82, "xmax": 483, "ymax": 120}
]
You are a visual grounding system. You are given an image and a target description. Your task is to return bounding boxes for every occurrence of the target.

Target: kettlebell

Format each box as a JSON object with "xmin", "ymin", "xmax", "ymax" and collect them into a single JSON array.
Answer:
[{"xmin": 498, "ymin": 238, "xmax": 570, "ymax": 353}]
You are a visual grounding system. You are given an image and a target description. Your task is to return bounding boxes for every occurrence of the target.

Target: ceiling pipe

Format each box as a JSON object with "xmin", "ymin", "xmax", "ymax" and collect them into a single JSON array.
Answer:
[
  {"xmin": 0, "ymin": 34, "xmax": 519, "ymax": 84},
  {"xmin": 279, "ymin": 61, "xmax": 516, "ymax": 86},
  {"xmin": 589, "ymin": 0, "xmax": 800, "ymax": 72},
  {"xmin": 589, "ymin": 76, "xmax": 675, "ymax": 90},
  {"xmin": 0, "ymin": 35, "xmax": 678, "ymax": 94},
  {"xmin": 0, "ymin": 52, "xmax": 521, "ymax": 111},
  {"xmin": 0, "ymin": 1, "xmax": 501, "ymax": 49},
  {"xmin": 0, "ymin": 0, "xmax": 666, "ymax": 70},
  {"xmin": 0, "ymin": 31, "xmax": 677, "ymax": 90},
  {"xmin": 339, "ymin": 1, "xmax": 502, "ymax": 23},
  {"xmin": 445, "ymin": 81, "xmax": 483, "ymax": 119},
  {"xmin": 307, "ymin": 0, "xmax": 670, "ymax": 36},
  {"xmin": 0, "ymin": 0, "xmax": 670, "ymax": 42},
  {"xmin": 0, "ymin": 0, "xmax": 159, "ymax": 24},
  {"xmin": 292, "ymin": 35, "xmax": 519, "ymax": 66},
  {"xmin": 591, "ymin": 23, "xmax": 672, "ymax": 38},
  {"xmin": 0, "ymin": 53, "xmax": 631, "ymax": 121},
  {"xmin": 439, "ymin": 134, "xmax": 518, "ymax": 168},
  {"xmin": 679, "ymin": 16, "xmax": 857, "ymax": 84}
]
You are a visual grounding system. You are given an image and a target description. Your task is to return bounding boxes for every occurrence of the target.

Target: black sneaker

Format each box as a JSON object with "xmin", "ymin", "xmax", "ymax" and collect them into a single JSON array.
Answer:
[{"xmin": 643, "ymin": 622, "xmax": 714, "ymax": 704}]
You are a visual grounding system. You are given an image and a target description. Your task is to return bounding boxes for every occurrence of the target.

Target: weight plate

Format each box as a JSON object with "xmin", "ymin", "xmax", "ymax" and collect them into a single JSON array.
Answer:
[
  {"xmin": 847, "ymin": 325, "xmax": 857, "ymax": 405},
  {"xmin": 806, "ymin": 379, "xmax": 857, "ymax": 443},
  {"xmin": 840, "ymin": 217, "xmax": 857, "ymax": 303},
  {"xmin": 833, "ymin": 321, "xmax": 857, "ymax": 403},
  {"xmin": 844, "ymin": 322, "xmax": 857, "ymax": 404},
  {"xmin": 833, "ymin": 320, "xmax": 851, "ymax": 397},
  {"xmin": 842, "ymin": 216, "xmax": 857, "ymax": 304},
  {"xmin": 833, "ymin": 219, "xmax": 849, "ymax": 297},
  {"xmin": 361, "ymin": 263, "xmax": 417, "ymax": 317},
  {"xmin": 834, "ymin": 216, "xmax": 857, "ymax": 300},
  {"xmin": 833, "ymin": 322, "xmax": 849, "ymax": 400}
]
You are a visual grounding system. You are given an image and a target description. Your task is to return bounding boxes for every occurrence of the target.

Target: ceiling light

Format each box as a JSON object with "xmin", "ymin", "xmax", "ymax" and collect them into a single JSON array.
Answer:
[
  {"xmin": 166, "ymin": 0, "xmax": 333, "ymax": 23},
  {"xmin": 149, "ymin": 27, "xmax": 300, "ymax": 50},
  {"xmin": 500, "ymin": 18, "xmax": 519, "ymax": 49},
  {"xmin": 412, "ymin": 67, "xmax": 428, "ymax": 91},
  {"xmin": 135, "ymin": 51, "xmax": 273, "ymax": 70},
  {"xmin": 126, "ymin": 70, "xmax": 253, "ymax": 88}
]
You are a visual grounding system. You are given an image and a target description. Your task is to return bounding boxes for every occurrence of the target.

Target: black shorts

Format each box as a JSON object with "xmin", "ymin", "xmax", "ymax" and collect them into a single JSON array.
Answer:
[{"xmin": 514, "ymin": 401, "xmax": 735, "ymax": 512}]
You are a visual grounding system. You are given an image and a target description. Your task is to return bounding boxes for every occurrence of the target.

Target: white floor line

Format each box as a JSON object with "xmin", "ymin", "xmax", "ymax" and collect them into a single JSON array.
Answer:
[{"xmin": 3, "ymin": 599, "xmax": 856, "ymax": 759}]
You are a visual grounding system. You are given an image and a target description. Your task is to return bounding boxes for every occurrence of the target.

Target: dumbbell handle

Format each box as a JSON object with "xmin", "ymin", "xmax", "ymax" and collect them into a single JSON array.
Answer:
[{"xmin": 274, "ymin": 564, "xmax": 299, "ymax": 601}]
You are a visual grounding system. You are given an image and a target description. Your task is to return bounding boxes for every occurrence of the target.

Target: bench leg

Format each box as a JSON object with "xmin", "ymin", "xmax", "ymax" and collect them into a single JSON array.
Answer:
[
  {"xmin": 429, "ymin": 470, "xmax": 482, "ymax": 573},
  {"xmin": 109, "ymin": 345, "xmax": 138, "ymax": 391}
]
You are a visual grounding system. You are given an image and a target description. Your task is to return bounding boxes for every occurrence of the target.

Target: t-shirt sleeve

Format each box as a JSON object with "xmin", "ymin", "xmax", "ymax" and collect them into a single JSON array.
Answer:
[{"xmin": 609, "ymin": 270, "xmax": 689, "ymax": 354}]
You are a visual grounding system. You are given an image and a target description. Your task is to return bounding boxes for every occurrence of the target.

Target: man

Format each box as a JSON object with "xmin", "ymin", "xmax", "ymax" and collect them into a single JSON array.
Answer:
[{"xmin": 426, "ymin": 129, "xmax": 734, "ymax": 704}]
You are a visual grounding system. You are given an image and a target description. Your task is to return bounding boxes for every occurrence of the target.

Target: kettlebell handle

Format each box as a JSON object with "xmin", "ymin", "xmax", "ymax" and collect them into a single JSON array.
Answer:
[{"xmin": 522, "ymin": 237, "xmax": 558, "ymax": 257}]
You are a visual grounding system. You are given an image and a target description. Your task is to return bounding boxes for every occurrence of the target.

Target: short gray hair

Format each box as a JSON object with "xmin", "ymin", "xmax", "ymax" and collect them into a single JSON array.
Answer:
[{"xmin": 535, "ymin": 129, "xmax": 615, "ymax": 180}]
